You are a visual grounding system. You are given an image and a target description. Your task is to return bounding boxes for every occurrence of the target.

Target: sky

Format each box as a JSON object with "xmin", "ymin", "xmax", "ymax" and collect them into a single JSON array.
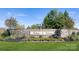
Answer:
[{"xmin": 0, "ymin": 8, "xmax": 79, "ymax": 29}]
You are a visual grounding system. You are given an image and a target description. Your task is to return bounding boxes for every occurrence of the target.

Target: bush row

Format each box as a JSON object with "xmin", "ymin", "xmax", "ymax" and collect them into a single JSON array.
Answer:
[
  {"xmin": 0, "ymin": 35, "xmax": 25, "ymax": 41},
  {"xmin": 28, "ymin": 38, "xmax": 64, "ymax": 41},
  {"xmin": 64, "ymin": 35, "xmax": 79, "ymax": 41}
]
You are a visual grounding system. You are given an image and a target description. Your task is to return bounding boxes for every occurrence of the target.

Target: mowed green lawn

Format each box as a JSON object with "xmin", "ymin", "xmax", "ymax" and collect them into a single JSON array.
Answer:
[{"xmin": 0, "ymin": 41, "xmax": 79, "ymax": 51}]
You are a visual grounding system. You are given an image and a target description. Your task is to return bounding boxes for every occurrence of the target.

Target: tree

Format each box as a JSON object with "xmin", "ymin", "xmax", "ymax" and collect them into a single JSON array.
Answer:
[
  {"xmin": 31, "ymin": 24, "xmax": 42, "ymax": 29},
  {"xmin": 43, "ymin": 9, "xmax": 64, "ymax": 29},
  {"xmin": 64, "ymin": 10, "xmax": 69, "ymax": 17},
  {"xmin": 5, "ymin": 17, "xmax": 18, "ymax": 36},
  {"xmin": 27, "ymin": 26, "xmax": 31, "ymax": 29},
  {"xmin": 43, "ymin": 10, "xmax": 74, "ymax": 29},
  {"xmin": 63, "ymin": 11, "xmax": 74, "ymax": 29},
  {"xmin": 43, "ymin": 9, "xmax": 57, "ymax": 28},
  {"xmin": 16, "ymin": 24, "xmax": 25, "ymax": 30},
  {"xmin": 5, "ymin": 17, "xmax": 18, "ymax": 29}
]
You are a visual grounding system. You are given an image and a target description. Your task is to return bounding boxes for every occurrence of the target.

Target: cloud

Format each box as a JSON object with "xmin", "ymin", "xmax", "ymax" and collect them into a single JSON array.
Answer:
[{"xmin": 7, "ymin": 12, "xmax": 27, "ymax": 17}]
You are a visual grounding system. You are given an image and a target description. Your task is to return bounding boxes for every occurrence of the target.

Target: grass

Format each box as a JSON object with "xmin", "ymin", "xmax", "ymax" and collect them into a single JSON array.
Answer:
[{"xmin": 0, "ymin": 41, "xmax": 79, "ymax": 51}]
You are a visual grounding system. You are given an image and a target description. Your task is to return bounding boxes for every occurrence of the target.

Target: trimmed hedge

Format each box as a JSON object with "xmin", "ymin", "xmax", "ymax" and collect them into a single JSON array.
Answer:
[{"xmin": 30, "ymin": 38, "xmax": 64, "ymax": 41}]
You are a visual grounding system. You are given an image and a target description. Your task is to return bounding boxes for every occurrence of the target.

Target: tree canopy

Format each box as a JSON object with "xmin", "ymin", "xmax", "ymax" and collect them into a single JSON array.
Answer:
[
  {"xmin": 30, "ymin": 24, "xmax": 42, "ymax": 29},
  {"xmin": 5, "ymin": 17, "xmax": 18, "ymax": 29},
  {"xmin": 43, "ymin": 9, "xmax": 75, "ymax": 29},
  {"xmin": 5, "ymin": 17, "xmax": 26, "ymax": 30}
]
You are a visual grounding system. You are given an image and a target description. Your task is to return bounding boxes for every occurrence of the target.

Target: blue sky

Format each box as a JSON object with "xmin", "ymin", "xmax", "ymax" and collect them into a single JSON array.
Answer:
[{"xmin": 0, "ymin": 8, "xmax": 79, "ymax": 29}]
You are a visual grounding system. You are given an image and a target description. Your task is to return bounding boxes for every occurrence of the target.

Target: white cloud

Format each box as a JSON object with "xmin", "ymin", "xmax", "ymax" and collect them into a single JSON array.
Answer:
[{"xmin": 7, "ymin": 12, "xmax": 27, "ymax": 17}]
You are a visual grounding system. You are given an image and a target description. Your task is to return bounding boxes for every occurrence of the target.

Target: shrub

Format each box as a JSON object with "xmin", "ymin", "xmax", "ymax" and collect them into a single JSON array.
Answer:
[
  {"xmin": 64, "ymin": 37, "xmax": 70, "ymax": 41},
  {"xmin": 1, "ymin": 34, "xmax": 26, "ymax": 42},
  {"xmin": 0, "ymin": 35, "xmax": 4, "ymax": 41},
  {"xmin": 1, "ymin": 29, "xmax": 11, "ymax": 37},
  {"xmin": 72, "ymin": 32, "xmax": 75, "ymax": 35},
  {"xmin": 31, "ymin": 38, "xmax": 64, "ymax": 41},
  {"xmin": 53, "ymin": 29, "xmax": 61, "ymax": 38},
  {"xmin": 77, "ymin": 32, "xmax": 79, "ymax": 35},
  {"xmin": 64, "ymin": 34, "xmax": 79, "ymax": 41},
  {"xmin": 74, "ymin": 35, "xmax": 79, "ymax": 41},
  {"xmin": 39, "ymin": 35, "xmax": 42, "ymax": 38}
]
